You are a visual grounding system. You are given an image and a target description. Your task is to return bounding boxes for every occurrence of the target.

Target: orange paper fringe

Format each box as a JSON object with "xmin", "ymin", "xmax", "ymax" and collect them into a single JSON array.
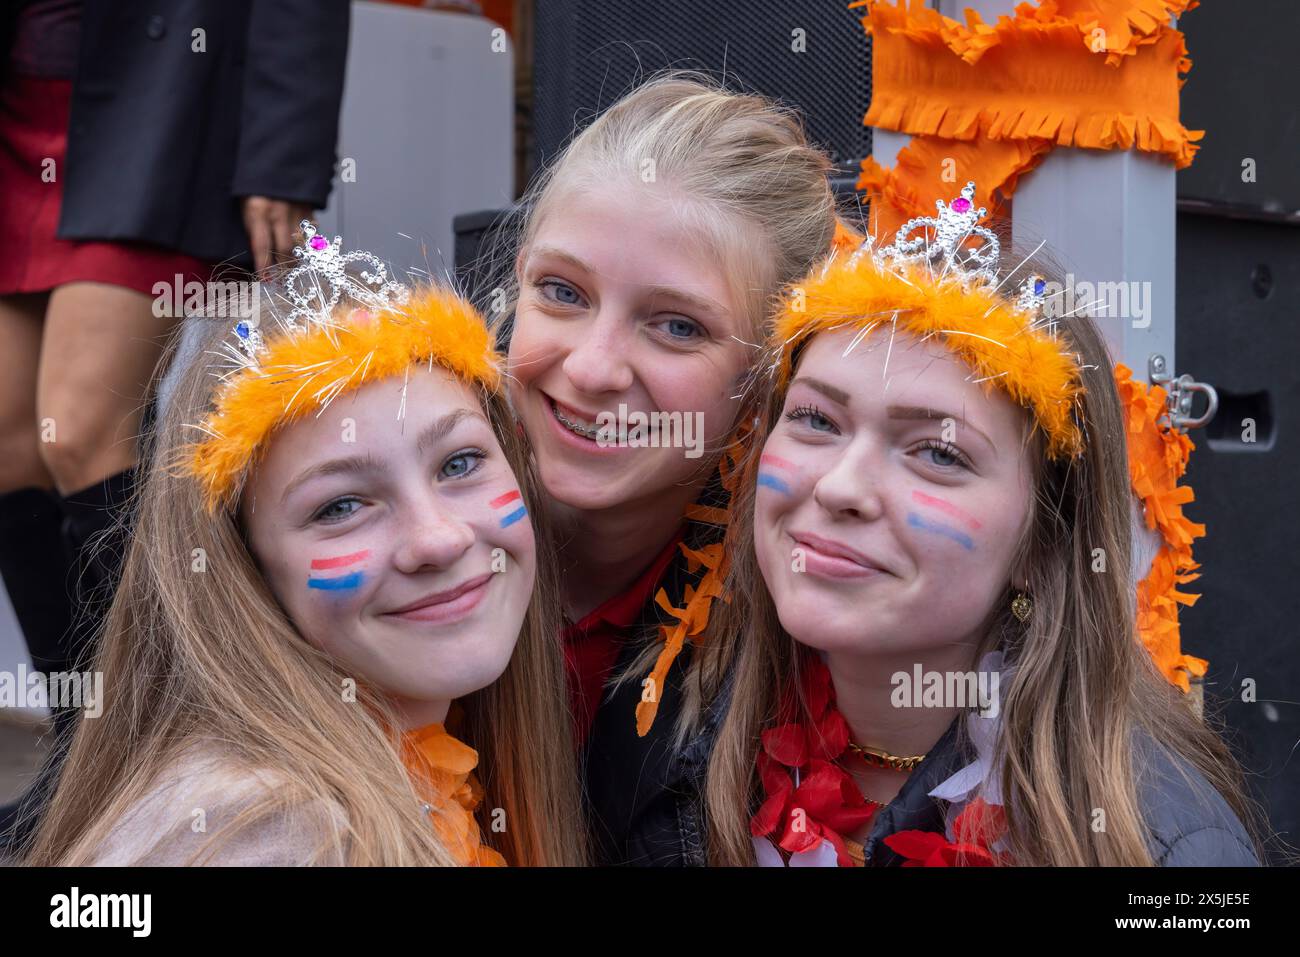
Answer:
[
  {"xmin": 856, "ymin": 136, "xmax": 1052, "ymax": 244},
  {"xmin": 1115, "ymin": 363, "xmax": 1208, "ymax": 692},
  {"xmin": 1026, "ymin": 1, "xmax": 1200, "ymax": 67},
  {"xmin": 853, "ymin": 0, "xmax": 1203, "ymax": 235}
]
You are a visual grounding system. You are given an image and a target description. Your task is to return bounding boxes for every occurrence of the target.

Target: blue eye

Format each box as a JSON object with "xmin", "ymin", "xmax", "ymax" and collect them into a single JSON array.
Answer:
[
  {"xmin": 314, "ymin": 497, "xmax": 363, "ymax": 523},
  {"xmin": 916, "ymin": 440, "xmax": 971, "ymax": 470},
  {"xmin": 538, "ymin": 279, "xmax": 582, "ymax": 306},
  {"xmin": 663, "ymin": 316, "xmax": 700, "ymax": 340},
  {"xmin": 440, "ymin": 448, "xmax": 486, "ymax": 480},
  {"xmin": 785, "ymin": 404, "xmax": 838, "ymax": 434}
]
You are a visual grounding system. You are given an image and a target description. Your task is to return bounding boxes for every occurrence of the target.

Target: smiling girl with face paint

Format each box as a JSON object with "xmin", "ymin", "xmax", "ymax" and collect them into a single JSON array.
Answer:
[
  {"xmin": 25, "ymin": 233, "xmax": 586, "ymax": 866},
  {"xmin": 703, "ymin": 188, "xmax": 1264, "ymax": 867},
  {"xmin": 492, "ymin": 73, "xmax": 841, "ymax": 865}
]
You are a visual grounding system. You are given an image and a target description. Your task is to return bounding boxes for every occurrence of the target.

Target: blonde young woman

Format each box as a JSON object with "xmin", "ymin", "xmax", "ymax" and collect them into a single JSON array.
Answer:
[
  {"xmin": 705, "ymin": 186, "xmax": 1264, "ymax": 867},
  {"xmin": 493, "ymin": 72, "xmax": 842, "ymax": 864},
  {"xmin": 24, "ymin": 229, "xmax": 586, "ymax": 866}
]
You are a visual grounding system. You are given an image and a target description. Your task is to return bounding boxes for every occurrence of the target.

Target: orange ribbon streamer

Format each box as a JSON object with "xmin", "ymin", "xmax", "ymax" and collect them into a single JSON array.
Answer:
[{"xmin": 635, "ymin": 424, "xmax": 751, "ymax": 737}]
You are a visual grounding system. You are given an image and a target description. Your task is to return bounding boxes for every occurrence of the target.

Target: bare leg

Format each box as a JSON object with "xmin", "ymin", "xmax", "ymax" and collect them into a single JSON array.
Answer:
[
  {"xmin": 0, "ymin": 293, "xmax": 53, "ymax": 493},
  {"xmin": 36, "ymin": 282, "xmax": 176, "ymax": 494}
]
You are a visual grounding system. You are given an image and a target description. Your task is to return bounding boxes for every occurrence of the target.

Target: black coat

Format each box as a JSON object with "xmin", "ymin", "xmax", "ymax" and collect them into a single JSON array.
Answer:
[
  {"xmin": 580, "ymin": 514, "xmax": 729, "ymax": 867},
  {"xmin": 6, "ymin": 0, "xmax": 350, "ymax": 264}
]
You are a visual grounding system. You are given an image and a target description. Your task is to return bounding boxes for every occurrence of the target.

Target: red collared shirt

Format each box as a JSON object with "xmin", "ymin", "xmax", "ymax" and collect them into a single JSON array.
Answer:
[{"xmin": 562, "ymin": 528, "xmax": 686, "ymax": 746}]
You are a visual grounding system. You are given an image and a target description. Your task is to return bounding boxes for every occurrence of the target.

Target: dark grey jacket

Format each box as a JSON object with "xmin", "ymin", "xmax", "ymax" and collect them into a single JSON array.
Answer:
[
  {"xmin": 862, "ymin": 717, "xmax": 1259, "ymax": 866},
  {"xmin": 581, "ymin": 531, "xmax": 728, "ymax": 867},
  {"xmin": 3, "ymin": 0, "xmax": 350, "ymax": 264},
  {"xmin": 581, "ymin": 472, "xmax": 733, "ymax": 867}
]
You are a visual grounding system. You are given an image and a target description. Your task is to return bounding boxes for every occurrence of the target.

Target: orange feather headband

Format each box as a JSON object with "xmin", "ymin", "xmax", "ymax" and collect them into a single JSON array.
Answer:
[
  {"xmin": 184, "ymin": 223, "xmax": 501, "ymax": 512},
  {"xmin": 770, "ymin": 183, "xmax": 1086, "ymax": 460}
]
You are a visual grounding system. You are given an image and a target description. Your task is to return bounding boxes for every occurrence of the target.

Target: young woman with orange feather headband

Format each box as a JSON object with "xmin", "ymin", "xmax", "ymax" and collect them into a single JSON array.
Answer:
[
  {"xmin": 701, "ymin": 184, "xmax": 1265, "ymax": 866},
  {"xmin": 25, "ymin": 224, "xmax": 586, "ymax": 866}
]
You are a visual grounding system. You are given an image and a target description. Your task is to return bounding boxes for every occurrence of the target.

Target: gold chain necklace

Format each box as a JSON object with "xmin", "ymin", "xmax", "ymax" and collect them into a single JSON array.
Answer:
[{"xmin": 845, "ymin": 741, "xmax": 927, "ymax": 772}]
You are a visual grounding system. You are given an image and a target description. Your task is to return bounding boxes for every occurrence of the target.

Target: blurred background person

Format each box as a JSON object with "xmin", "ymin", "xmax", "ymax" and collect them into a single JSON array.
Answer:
[{"xmin": 0, "ymin": 0, "xmax": 350, "ymax": 852}]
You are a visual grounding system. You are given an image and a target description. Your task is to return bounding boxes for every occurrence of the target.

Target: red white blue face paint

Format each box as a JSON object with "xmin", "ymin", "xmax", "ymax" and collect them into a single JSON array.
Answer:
[
  {"xmin": 757, "ymin": 453, "xmax": 797, "ymax": 495},
  {"xmin": 308, "ymin": 549, "xmax": 370, "ymax": 592},
  {"xmin": 491, "ymin": 490, "xmax": 527, "ymax": 528},
  {"xmin": 907, "ymin": 490, "xmax": 979, "ymax": 551}
]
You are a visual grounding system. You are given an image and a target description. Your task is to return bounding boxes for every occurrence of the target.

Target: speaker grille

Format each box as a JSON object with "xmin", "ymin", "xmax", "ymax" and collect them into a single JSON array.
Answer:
[{"xmin": 532, "ymin": 0, "xmax": 872, "ymax": 177}]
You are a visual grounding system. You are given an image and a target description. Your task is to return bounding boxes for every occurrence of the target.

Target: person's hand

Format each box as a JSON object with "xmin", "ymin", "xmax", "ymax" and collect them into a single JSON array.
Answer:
[{"xmin": 241, "ymin": 196, "xmax": 314, "ymax": 273}]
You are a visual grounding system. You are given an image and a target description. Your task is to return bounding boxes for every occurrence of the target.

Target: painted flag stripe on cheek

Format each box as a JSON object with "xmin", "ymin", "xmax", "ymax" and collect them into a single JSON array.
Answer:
[
  {"xmin": 310, "ymin": 549, "xmax": 371, "ymax": 570},
  {"xmin": 308, "ymin": 549, "xmax": 370, "ymax": 591},
  {"xmin": 309, "ymin": 571, "xmax": 364, "ymax": 591},
  {"xmin": 758, "ymin": 453, "xmax": 796, "ymax": 495},
  {"xmin": 491, "ymin": 489, "xmax": 527, "ymax": 528},
  {"xmin": 911, "ymin": 490, "xmax": 982, "ymax": 530},
  {"xmin": 907, "ymin": 512, "xmax": 975, "ymax": 551}
]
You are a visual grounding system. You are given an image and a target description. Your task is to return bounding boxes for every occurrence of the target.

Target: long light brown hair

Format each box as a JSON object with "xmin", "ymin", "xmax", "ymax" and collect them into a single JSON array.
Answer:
[
  {"xmin": 25, "ymin": 297, "xmax": 588, "ymax": 867},
  {"xmin": 704, "ymin": 256, "xmax": 1268, "ymax": 866}
]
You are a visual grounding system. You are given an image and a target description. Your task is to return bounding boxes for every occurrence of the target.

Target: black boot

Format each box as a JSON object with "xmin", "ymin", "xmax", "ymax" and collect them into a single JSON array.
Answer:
[
  {"xmin": 59, "ymin": 468, "xmax": 137, "ymax": 673},
  {"xmin": 0, "ymin": 470, "xmax": 137, "ymax": 855},
  {"xmin": 0, "ymin": 487, "xmax": 76, "ymax": 674},
  {"xmin": 0, "ymin": 487, "xmax": 76, "ymax": 853}
]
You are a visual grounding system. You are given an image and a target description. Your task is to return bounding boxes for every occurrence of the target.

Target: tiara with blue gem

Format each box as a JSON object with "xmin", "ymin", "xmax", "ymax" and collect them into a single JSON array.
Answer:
[
  {"xmin": 849, "ymin": 181, "xmax": 1050, "ymax": 330},
  {"xmin": 230, "ymin": 221, "xmax": 410, "ymax": 365}
]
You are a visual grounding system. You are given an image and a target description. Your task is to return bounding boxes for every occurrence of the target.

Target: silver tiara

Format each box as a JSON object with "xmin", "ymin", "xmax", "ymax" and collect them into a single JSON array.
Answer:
[
  {"xmin": 850, "ymin": 181, "xmax": 1048, "ymax": 324},
  {"xmin": 230, "ymin": 221, "xmax": 410, "ymax": 366}
]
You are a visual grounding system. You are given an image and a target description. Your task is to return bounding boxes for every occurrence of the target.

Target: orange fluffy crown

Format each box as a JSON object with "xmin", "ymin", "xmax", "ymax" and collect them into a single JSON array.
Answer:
[
  {"xmin": 771, "ymin": 184, "xmax": 1086, "ymax": 459},
  {"xmin": 185, "ymin": 280, "xmax": 501, "ymax": 513}
]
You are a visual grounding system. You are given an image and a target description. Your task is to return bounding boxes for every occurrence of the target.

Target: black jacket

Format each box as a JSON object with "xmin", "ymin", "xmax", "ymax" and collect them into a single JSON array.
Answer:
[
  {"xmin": 580, "ymin": 513, "xmax": 731, "ymax": 867},
  {"xmin": 5, "ymin": 0, "xmax": 350, "ymax": 264}
]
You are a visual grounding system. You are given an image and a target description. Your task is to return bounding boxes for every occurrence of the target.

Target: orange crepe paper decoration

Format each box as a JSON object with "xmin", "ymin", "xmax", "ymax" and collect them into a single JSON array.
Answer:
[
  {"xmin": 1115, "ymin": 363, "xmax": 1208, "ymax": 692},
  {"xmin": 851, "ymin": 0, "xmax": 1202, "ymax": 238}
]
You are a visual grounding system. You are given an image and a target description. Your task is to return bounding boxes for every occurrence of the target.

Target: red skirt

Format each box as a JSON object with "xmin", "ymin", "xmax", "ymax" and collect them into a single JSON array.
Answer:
[{"xmin": 0, "ymin": 72, "xmax": 213, "ymax": 297}]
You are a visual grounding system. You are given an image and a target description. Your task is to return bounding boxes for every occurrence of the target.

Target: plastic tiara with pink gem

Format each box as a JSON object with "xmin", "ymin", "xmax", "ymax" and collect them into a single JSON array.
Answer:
[
  {"xmin": 229, "ymin": 221, "xmax": 410, "ymax": 367},
  {"xmin": 849, "ymin": 181, "xmax": 1049, "ymax": 323}
]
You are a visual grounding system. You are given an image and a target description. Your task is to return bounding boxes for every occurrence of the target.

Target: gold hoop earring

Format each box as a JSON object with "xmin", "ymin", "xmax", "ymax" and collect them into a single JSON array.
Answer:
[{"xmin": 1011, "ymin": 591, "xmax": 1033, "ymax": 623}]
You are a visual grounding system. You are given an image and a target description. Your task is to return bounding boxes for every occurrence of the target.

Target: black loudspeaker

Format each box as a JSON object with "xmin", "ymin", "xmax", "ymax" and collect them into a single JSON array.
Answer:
[
  {"xmin": 530, "ymin": 0, "xmax": 872, "ymax": 184},
  {"xmin": 1174, "ymin": 1, "xmax": 1299, "ymax": 862},
  {"xmin": 1176, "ymin": 0, "xmax": 1299, "ymax": 220},
  {"xmin": 1175, "ymin": 213, "xmax": 1299, "ymax": 864},
  {"xmin": 457, "ymin": 3, "xmax": 872, "ymax": 304}
]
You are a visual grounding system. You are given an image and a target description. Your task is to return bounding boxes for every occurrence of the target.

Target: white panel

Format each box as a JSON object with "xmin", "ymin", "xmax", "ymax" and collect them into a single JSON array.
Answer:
[
  {"xmin": 1012, "ymin": 149, "xmax": 1176, "ymax": 376},
  {"xmin": 316, "ymin": 1, "xmax": 514, "ymax": 282}
]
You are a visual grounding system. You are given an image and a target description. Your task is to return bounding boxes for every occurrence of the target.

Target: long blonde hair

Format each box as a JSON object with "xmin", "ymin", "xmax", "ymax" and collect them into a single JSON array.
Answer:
[
  {"xmin": 705, "ymin": 257, "xmax": 1268, "ymax": 866},
  {"xmin": 25, "ymin": 303, "xmax": 588, "ymax": 867}
]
